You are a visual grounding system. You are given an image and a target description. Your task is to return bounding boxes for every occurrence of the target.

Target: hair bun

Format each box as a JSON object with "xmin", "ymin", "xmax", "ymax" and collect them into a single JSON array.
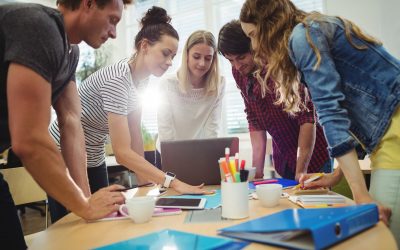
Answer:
[{"xmin": 140, "ymin": 6, "xmax": 171, "ymax": 27}]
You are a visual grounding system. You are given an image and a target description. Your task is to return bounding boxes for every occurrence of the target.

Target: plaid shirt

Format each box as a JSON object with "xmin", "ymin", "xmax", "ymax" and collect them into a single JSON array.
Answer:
[{"xmin": 232, "ymin": 67, "xmax": 329, "ymax": 178}]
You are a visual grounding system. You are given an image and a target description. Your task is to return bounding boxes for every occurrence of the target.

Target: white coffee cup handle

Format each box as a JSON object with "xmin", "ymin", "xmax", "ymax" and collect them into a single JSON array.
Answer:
[{"xmin": 119, "ymin": 204, "xmax": 129, "ymax": 217}]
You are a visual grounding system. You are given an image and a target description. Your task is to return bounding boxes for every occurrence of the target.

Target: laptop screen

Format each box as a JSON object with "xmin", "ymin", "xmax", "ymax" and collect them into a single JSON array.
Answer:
[{"xmin": 160, "ymin": 137, "xmax": 239, "ymax": 185}]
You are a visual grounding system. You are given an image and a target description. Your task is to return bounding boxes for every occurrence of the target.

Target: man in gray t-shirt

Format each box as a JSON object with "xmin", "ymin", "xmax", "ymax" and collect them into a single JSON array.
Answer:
[{"xmin": 0, "ymin": 1, "xmax": 131, "ymax": 248}]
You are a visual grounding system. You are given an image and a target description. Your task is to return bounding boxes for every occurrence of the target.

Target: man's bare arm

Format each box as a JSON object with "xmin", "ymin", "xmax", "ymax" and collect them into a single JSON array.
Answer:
[
  {"xmin": 54, "ymin": 81, "xmax": 90, "ymax": 197},
  {"xmin": 7, "ymin": 63, "xmax": 123, "ymax": 219}
]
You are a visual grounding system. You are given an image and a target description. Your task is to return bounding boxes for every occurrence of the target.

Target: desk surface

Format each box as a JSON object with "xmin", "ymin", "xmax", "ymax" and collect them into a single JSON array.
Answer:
[{"xmin": 29, "ymin": 187, "xmax": 395, "ymax": 250}]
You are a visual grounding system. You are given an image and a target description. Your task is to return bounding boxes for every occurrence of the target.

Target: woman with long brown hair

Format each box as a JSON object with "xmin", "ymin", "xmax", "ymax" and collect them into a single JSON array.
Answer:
[{"xmin": 240, "ymin": 0, "xmax": 399, "ymax": 241}]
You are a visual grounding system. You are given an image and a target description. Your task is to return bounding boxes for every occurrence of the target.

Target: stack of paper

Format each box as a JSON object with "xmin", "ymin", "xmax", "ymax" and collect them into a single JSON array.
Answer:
[{"xmin": 289, "ymin": 194, "xmax": 347, "ymax": 208}]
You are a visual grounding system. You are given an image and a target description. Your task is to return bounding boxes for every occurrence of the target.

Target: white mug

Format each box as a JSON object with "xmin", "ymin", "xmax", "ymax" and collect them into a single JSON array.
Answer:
[
  {"xmin": 256, "ymin": 184, "xmax": 282, "ymax": 208},
  {"xmin": 119, "ymin": 196, "xmax": 155, "ymax": 223}
]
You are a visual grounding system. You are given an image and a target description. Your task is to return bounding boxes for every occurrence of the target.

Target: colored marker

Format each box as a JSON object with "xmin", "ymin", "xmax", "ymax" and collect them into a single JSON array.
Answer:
[
  {"xmin": 229, "ymin": 160, "xmax": 237, "ymax": 182},
  {"xmin": 240, "ymin": 169, "xmax": 249, "ymax": 182},
  {"xmin": 234, "ymin": 153, "xmax": 239, "ymax": 172},
  {"xmin": 253, "ymin": 179, "xmax": 278, "ymax": 186},
  {"xmin": 218, "ymin": 159, "xmax": 226, "ymax": 181},
  {"xmin": 240, "ymin": 159, "xmax": 246, "ymax": 171},
  {"xmin": 225, "ymin": 147, "xmax": 230, "ymax": 168},
  {"xmin": 221, "ymin": 159, "xmax": 233, "ymax": 183}
]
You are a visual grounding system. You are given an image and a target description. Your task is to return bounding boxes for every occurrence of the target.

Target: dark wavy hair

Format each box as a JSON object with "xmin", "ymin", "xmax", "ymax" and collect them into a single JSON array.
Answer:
[
  {"xmin": 134, "ymin": 6, "xmax": 179, "ymax": 51},
  {"xmin": 217, "ymin": 19, "xmax": 251, "ymax": 56},
  {"xmin": 57, "ymin": 0, "xmax": 133, "ymax": 10}
]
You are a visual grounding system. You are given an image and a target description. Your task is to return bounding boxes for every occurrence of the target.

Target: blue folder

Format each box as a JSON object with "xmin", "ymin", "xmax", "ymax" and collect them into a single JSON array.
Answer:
[
  {"xmin": 93, "ymin": 229, "xmax": 248, "ymax": 250},
  {"xmin": 219, "ymin": 204, "xmax": 378, "ymax": 250},
  {"xmin": 248, "ymin": 178, "xmax": 298, "ymax": 190}
]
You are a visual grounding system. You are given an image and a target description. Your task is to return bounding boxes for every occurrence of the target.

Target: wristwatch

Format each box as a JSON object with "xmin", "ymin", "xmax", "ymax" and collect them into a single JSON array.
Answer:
[{"xmin": 162, "ymin": 172, "xmax": 176, "ymax": 188}]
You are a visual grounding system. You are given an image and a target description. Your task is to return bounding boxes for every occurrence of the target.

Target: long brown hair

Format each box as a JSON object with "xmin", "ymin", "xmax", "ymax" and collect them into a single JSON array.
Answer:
[{"xmin": 240, "ymin": 0, "xmax": 381, "ymax": 114}]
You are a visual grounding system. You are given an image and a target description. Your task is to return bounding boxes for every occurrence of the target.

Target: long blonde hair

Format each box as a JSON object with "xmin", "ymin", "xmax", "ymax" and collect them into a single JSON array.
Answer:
[
  {"xmin": 240, "ymin": 0, "xmax": 381, "ymax": 114},
  {"xmin": 178, "ymin": 30, "xmax": 221, "ymax": 94}
]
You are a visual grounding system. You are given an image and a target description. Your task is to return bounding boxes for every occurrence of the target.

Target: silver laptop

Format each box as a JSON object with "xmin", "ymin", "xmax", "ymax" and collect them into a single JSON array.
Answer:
[{"xmin": 160, "ymin": 137, "xmax": 239, "ymax": 185}]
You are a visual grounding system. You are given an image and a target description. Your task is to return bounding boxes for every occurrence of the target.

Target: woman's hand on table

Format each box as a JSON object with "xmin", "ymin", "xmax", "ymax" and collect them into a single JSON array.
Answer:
[
  {"xmin": 79, "ymin": 184, "xmax": 125, "ymax": 220},
  {"xmin": 356, "ymin": 195, "xmax": 392, "ymax": 226},
  {"xmin": 171, "ymin": 179, "xmax": 215, "ymax": 195},
  {"xmin": 299, "ymin": 169, "xmax": 342, "ymax": 189}
]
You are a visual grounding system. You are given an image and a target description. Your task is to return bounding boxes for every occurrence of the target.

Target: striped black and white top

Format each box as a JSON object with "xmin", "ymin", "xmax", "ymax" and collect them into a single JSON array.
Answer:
[{"xmin": 49, "ymin": 58, "xmax": 148, "ymax": 168}]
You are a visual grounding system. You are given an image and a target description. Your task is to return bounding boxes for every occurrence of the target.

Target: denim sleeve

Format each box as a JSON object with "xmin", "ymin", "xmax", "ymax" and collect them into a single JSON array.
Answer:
[{"xmin": 288, "ymin": 23, "xmax": 358, "ymax": 157}]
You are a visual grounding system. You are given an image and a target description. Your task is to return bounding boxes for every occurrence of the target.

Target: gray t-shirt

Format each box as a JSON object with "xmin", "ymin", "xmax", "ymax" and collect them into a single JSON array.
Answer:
[{"xmin": 0, "ymin": 3, "xmax": 79, "ymax": 151}]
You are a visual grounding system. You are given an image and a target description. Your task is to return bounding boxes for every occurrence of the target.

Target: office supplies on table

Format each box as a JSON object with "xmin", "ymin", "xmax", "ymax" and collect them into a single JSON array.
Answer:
[
  {"xmin": 292, "ymin": 173, "xmax": 324, "ymax": 190},
  {"xmin": 221, "ymin": 181, "xmax": 249, "ymax": 219},
  {"xmin": 239, "ymin": 169, "xmax": 249, "ymax": 182},
  {"xmin": 93, "ymin": 229, "xmax": 248, "ymax": 250},
  {"xmin": 219, "ymin": 204, "xmax": 379, "ymax": 250},
  {"xmin": 156, "ymin": 197, "xmax": 206, "ymax": 209},
  {"xmin": 253, "ymin": 179, "xmax": 278, "ymax": 185},
  {"xmin": 255, "ymin": 184, "xmax": 282, "ymax": 208},
  {"xmin": 234, "ymin": 153, "xmax": 239, "ymax": 171},
  {"xmin": 249, "ymin": 178, "xmax": 298, "ymax": 190},
  {"xmin": 225, "ymin": 147, "xmax": 230, "ymax": 168},
  {"xmin": 153, "ymin": 207, "xmax": 182, "ymax": 216},
  {"xmin": 240, "ymin": 159, "xmax": 246, "ymax": 170},
  {"xmin": 184, "ymin": 207, "xmax": 227, "ymax": 223},
  {"xmin": 288, "ymin": 194, "xmax": 347, "ymax": 208},
  {"xmin": 161, "ymin": 137, "xmax": 239, "ymax": 185},
  {"xmin": 168, "ymin": 189, "xmax": 222, "ymax": 209},
  {"xmin": 93, "ymin": 207, "xmax": 181, "ymax": 222},
  {"xmin": 293, "ymin": 188, "xmax": 329, "ymax": 195}
]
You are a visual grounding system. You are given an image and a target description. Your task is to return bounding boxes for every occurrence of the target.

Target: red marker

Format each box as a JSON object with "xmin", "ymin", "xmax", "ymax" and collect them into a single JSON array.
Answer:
[{"xmin": 240, "ymin": 159, "xmax": 246, "ymax": 171}]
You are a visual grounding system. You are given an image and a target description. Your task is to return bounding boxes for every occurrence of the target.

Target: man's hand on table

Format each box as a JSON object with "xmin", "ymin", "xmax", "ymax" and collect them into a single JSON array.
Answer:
[{"xmin": 77, "ymin": 184, "xmax": 125, "ymax": 221}]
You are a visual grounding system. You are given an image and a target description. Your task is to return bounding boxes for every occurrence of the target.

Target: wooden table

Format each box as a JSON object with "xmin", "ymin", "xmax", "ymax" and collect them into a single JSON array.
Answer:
[{"xmin": 29, "ymin": 187, "xmax": 396, "ymax": 250}]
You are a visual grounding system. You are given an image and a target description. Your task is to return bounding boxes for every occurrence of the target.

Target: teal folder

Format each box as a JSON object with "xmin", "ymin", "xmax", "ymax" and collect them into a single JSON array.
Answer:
[
  {"xmin": 219, "ymin": 204, "xmax": 378, "ymax": 250},
  {"xmin": 93, "ymin": 229, "xmax": 248, "ymax": 250}
]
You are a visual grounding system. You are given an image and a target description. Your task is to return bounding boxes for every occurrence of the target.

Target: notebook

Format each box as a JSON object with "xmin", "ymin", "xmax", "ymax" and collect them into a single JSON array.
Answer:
[
  {"xmin": 288, "ymin": 194, "xmax": 348, "ymax": 208},
  {"xmin": 161, "ymin": 137, "xmax": 239, "ymax": 185}
]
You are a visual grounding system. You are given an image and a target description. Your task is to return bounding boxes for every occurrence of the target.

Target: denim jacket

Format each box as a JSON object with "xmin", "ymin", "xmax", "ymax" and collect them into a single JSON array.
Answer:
[{"xmin": 288, "ymin": 16, "xmax": 400, "ymax": 158}]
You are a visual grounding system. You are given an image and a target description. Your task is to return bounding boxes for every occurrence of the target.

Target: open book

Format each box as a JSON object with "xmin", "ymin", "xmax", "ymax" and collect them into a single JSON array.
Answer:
[{"xmin": 288, "ymin": 194, "xmax": 347, "ymax": 208}]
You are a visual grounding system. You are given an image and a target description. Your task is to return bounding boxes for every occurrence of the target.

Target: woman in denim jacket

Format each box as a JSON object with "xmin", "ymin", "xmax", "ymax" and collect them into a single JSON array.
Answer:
[{"xmin": 240, "ymin": 0, "xmax": 399, "ymax": 241}]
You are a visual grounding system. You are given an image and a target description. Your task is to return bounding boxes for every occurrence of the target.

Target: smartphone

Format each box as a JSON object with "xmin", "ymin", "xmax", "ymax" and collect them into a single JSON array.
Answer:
[{"xmin": 155, "ymin": 197, "xmax": 206, "ymax": 209}]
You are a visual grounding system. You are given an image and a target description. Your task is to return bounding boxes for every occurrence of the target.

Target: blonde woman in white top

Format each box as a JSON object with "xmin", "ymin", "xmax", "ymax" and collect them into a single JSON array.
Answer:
[{"xmin": 157, "ymin": 30, "xmax": 225, "ymax": 159}]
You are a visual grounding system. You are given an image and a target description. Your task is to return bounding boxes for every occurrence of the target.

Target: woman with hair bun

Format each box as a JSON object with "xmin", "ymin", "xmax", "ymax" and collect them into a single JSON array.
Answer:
[{"xmin": 48, "ymin": 6, "xmax": 209, "ymax": 222}]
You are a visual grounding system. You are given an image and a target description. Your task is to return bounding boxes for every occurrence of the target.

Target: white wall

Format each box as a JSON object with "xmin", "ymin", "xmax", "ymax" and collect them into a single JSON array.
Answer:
[{"xmin": 325, "ymin": 0, "xmax": 400, "ymax": 58}]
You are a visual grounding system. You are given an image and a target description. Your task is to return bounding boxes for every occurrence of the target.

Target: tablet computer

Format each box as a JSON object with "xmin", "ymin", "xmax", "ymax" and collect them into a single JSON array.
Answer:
[{"xmin": 155, "ymin": 197, "xmax": 206, "ymax": 209}]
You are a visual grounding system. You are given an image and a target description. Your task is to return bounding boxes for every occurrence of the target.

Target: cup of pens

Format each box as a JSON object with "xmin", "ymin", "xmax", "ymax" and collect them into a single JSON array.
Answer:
[{"xmin": 219, "ymin": 150, "xmax": 249, "ymax": 219}]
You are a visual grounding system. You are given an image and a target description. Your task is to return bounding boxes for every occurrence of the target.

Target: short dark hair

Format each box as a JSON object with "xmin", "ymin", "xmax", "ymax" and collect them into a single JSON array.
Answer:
[
  {"xmin": 217, "ymin": 19, "xmax": 251, "ymax": 56},
  {"xmin": 56, "ymin": 0, "xmax": 133, "ymax": 11}
]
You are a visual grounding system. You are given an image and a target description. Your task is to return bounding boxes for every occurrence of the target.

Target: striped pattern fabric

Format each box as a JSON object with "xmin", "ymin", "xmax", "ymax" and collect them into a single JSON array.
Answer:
[{"xmin": 49, "ymin": 58, "xmax": 148, "ymax": 168}]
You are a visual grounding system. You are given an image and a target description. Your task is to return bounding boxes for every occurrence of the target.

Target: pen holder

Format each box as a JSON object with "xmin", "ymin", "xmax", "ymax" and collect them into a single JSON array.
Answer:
[{"xmin": 221, "ymin": 181, "xmax": 249, "ymax": 219}]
